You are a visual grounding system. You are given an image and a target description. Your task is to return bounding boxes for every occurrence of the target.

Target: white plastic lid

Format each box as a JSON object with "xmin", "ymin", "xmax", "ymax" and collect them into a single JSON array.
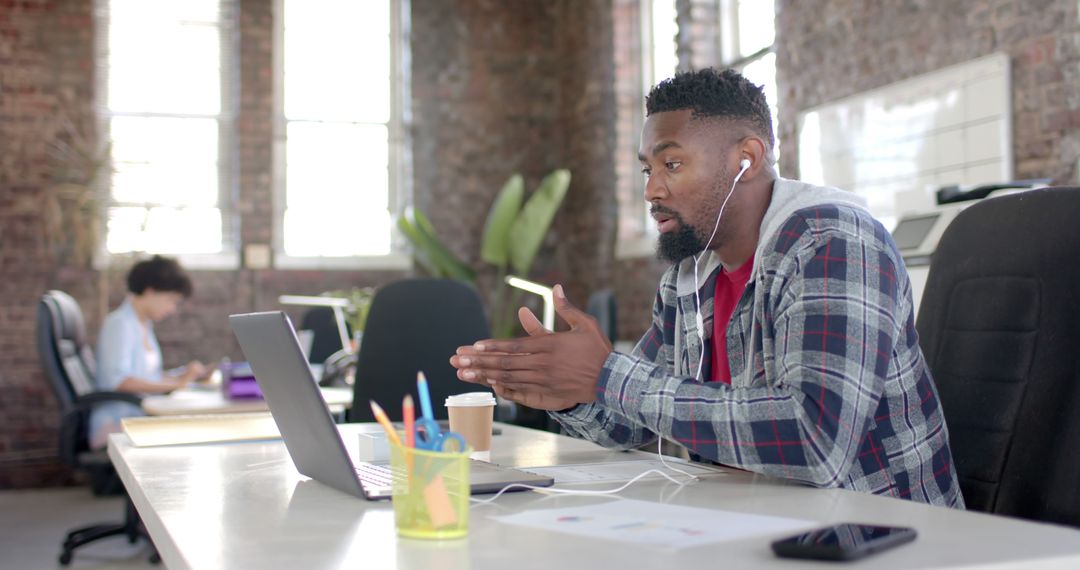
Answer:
[{"xmin": 445, "ymin": 392, "xmax": 497, "ymax": 407}]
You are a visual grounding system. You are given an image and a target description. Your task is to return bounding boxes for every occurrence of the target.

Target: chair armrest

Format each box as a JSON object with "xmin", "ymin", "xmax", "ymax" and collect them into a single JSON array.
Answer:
[
  {"xmin": 75, "ymin": 391, "xmax": 143, "ymax": 408},
  {"xmin": 57, "ymin": 392, "xmax": 144, "ymax": 467}
]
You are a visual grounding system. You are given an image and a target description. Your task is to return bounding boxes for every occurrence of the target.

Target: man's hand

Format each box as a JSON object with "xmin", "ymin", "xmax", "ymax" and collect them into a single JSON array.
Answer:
[
  {"xmin": 449, "ymin": 284, "xmax": 612, "ymax": 409},
  {"xmin": 454, "ymin": 307, "xmax": 578, "ymax": 411}
]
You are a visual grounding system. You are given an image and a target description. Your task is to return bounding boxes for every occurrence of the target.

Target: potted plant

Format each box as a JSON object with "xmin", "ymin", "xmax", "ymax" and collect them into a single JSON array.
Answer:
[{"xmin": 397, "ymin": 169, "xmax": 571, "ymax": 338}]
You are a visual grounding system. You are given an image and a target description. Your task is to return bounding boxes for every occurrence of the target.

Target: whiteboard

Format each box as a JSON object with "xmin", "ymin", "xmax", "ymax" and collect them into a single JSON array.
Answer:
[{"xmin": 797, "ymin": 53, "xmax": 1012, "ymax": 229}]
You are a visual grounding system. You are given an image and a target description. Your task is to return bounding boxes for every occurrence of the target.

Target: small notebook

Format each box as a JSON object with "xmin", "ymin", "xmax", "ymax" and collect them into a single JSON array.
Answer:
[{"xmin": 122, "ymin": 412, "xmax": 282, "ymax": 447}]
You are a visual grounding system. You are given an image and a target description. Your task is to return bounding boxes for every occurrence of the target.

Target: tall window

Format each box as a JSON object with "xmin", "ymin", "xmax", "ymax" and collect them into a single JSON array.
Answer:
[
  {"xmin": 647, "ymin": 0, "xmax": 679, "ymax": 88},
  {"xmin": 275, "ymin": 0, "xmax": 406, "ymax": 267},
  {"xmin": 98, "ymin": 0, "xmax": 235, "ymax": 263},
  {"xmin": 720, "ymin": 0, "xmax": 778, "ymax": 161},
  {"xmin": 615, "ymin": 0, "xmax": 678, "ymax": 258}
]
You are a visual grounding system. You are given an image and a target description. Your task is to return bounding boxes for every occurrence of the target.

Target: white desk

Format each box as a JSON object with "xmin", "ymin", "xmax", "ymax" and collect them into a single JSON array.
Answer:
[
  {"xmin": 141, "ymin": 386, "xmax": 353, "ymax": 416},
  {"xmin": 108, "ymin": 424, "xmax": 1080, "ymax": 569}
]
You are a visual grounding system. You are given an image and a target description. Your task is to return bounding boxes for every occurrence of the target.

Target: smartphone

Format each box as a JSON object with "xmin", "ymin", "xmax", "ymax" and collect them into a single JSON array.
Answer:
[{"xmin": 771, "ymin": 523, "xmax": 917, "ymax": 561}]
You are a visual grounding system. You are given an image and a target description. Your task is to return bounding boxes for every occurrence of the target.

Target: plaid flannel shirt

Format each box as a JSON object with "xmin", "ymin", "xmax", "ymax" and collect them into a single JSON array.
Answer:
[{"xmin": 553, "ymin": 179, "xmax": 964, "ymax": 508}]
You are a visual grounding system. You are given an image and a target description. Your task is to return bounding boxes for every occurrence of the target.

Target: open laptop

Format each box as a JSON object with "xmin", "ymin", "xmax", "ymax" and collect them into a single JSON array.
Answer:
[{"xmin": 229, "ymin": 311, "xmax": 554, "ymax": 500}]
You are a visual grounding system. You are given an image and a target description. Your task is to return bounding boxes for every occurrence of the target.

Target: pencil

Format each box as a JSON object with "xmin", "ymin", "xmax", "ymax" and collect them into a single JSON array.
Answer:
[
  {"xmin": 403, "ymin": 394, "xmax": 415, "ymax": 449},
  {"xmin": 417, "ymin": 371, "xmax": 435, "ymax": 422},
  {"xmin": 368, "ymin": 400, "xmax": 402, "ymax": 446}
]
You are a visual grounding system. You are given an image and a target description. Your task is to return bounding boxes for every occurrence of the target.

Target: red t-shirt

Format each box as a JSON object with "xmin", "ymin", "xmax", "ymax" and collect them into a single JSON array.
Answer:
[{"xmin": 711, "ymin": 255, "xmax": 754, "ymax": 384}]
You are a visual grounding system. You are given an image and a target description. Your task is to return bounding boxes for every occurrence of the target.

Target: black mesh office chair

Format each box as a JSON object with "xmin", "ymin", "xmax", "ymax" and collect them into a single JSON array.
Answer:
[
  {"xmin": 300, "ymin": 306, "xmax": 349, "ymax": 364},
  {"xmin": 586, "ymin": 288, "xmax": 617, "ymax": 342},
  {"xmin": 36, "ymin": 290, "xmax": 157, "ymax": 565},
  {"xmin": 347, "ymin": 279, "xmax": 493, "ymax": 422},
  {"xmin": 916, "ymin": 187, "xmax": 1080, "ymax": 526}
]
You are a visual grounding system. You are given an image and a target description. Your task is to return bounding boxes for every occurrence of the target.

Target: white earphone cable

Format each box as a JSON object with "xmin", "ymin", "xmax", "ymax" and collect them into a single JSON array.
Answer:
[
  {"xmin": 469, "ymin": 437, "xmax": 701, "ymax": 506},
  {"xmin": 691, "ymin": 159, "xmax": 750, "ymax": 380}
]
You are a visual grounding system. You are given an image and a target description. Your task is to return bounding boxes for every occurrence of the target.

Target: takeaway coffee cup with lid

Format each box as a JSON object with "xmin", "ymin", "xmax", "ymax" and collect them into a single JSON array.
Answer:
[{"xmin": 445, "ymin": 392, "xmax": 496, "ymax": 459}]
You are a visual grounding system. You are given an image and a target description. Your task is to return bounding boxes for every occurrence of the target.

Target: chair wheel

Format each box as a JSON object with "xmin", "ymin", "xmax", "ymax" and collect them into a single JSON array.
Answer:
[{"xmin": 59, "ymin": 551, "xmax": 72, "ymax": 565}]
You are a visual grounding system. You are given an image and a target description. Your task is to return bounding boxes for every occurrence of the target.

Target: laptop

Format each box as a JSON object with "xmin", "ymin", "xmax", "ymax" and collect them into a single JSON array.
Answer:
[{"xmin": 229, "ymin": 311, "xmax": 554, "ymax": 500}]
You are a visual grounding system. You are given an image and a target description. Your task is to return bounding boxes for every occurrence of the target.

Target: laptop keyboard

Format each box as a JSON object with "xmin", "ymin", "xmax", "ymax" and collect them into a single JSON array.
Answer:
[{"xmin": 354, "ymin": 462, "xmax": 394, "ymax": 487}]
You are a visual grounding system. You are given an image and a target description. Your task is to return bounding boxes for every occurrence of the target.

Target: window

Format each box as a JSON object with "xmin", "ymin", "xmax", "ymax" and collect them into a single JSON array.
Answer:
[
  {"xmin": 647, "ymin": 0, "xmax": 679, "ymax": 89},
  {"xmin": 97, "ymin": 0, "xmax": 237, "ymax": 266},
  {"xmin": 615, "ymin": 0, "xmax": 679, "ymax": 258},
  {"xmin": 719, "ymin": 0, "xmax": 778, "ymax": 162},
  {"xmin": 273, "ymin": 0, "xmax": 409, "ymax": 268}
]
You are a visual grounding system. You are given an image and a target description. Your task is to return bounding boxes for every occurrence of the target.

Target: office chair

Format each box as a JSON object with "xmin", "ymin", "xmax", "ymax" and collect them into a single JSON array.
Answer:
[
  {"xmin": 36, "ymin": 290, "xmax": 157, "ymax": 565},
  {"xmin": 300, "ymin": 306, "xmax": 349, "ymax": 364},
  {"xmin": 586, "ymin": 288, "xmax": 618, "ymax": 342},
  {"xmin": 347, "ymin": 279, "xmax": 493, "ymax": 422},
  {"xmin": 916, "ymin": 187, "xmax": 1080, "ymax": 526}
]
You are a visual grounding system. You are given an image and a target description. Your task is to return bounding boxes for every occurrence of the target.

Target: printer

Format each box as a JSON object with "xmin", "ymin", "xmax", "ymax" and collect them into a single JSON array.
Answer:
[{"xmin": 892, "ymin": 180, "xmax": 1049, "ymax": 318}]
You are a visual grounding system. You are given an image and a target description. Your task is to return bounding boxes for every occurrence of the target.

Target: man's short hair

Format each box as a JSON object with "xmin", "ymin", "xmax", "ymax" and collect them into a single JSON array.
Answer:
[
  {"xmin": 127, "ymin": 255, "xmax": 193, "ymax": 297},
  {"xmin": 645, "ymin": 67, "xmax": 774, "ymax": 150}
]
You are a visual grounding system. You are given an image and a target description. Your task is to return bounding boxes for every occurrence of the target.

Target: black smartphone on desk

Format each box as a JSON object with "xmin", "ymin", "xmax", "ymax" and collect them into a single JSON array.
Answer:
[{"xmin": 771, "ymin": 523, "xmax": 916, "ymax": 561}]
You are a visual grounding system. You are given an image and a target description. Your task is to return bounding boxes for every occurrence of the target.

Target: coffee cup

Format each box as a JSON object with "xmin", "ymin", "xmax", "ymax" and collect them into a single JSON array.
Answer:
[{"xmin": 445, "ymin": 392, "xmax": 496, "ymax": 460}]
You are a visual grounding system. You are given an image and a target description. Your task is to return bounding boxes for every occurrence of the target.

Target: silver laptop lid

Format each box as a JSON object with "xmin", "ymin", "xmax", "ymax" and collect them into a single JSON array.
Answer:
[{"xmin": 229, "ymin": 311, "xmax": 367, "ymax": 498}]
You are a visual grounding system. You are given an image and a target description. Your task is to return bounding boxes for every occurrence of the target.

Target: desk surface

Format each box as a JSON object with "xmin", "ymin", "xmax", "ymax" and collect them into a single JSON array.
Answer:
[
  {"xmin": 109, "ymin": 424, "xmax": 1080, "ymax": 570},
  {"xmin": 141, "ymin": 386, "xmax": 352, "ymax": 416}
]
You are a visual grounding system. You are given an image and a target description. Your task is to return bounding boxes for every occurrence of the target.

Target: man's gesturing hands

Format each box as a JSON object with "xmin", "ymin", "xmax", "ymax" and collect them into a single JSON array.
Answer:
[{"xmin": 449, "ymin": 285, "xmax": 613, "ymax": 411}]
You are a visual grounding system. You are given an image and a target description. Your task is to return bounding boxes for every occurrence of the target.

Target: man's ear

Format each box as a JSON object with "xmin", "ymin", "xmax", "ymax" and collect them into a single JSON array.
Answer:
[{"xmin": 736, "ymin": 136, "xmax": 769, "ymax": 178}]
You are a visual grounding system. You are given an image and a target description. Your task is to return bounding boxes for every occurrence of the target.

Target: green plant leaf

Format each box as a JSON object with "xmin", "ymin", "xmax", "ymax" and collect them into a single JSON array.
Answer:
[
  {"xmin": 396, "ymin": 212, "xmax": 443, "ymax": 277},
  {"xmin": 480, "ymin": 174, "xmax": 524, "ymax": 268},
  {"xmin": 508, "ymin": 169, "xmax": 571, "ymax": 275},
  {"xmin": 400, "ymin": 207, "xmax": 476, "ymax": 282}
]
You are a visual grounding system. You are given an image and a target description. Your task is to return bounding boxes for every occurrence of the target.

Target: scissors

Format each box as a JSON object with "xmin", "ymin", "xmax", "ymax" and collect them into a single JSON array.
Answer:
[{"xmin": 414, "ymin": 417, "xmax": 466, "ymax": 452}]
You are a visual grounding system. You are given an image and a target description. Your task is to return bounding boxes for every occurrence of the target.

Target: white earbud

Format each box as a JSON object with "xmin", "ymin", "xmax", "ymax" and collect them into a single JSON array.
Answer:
[{"xmin": 740, "ymin": 158, "xmax": 751, "ymax": 171}]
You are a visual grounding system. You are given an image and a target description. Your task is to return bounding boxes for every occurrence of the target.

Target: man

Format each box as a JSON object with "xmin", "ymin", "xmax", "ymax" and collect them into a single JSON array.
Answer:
[{"xmin": 451, "ymin": 68, "xmax": 963, "ymax": 508}]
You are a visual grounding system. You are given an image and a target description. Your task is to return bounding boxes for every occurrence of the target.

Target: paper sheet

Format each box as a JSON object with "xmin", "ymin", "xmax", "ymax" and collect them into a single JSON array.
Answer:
[
  {"xmin": 522, "ymin": 459, "xmax": 721, "ymax": 484},
  {"xmin": 493, "ymin": 499, "xmax": 816, "ymax": 550}
]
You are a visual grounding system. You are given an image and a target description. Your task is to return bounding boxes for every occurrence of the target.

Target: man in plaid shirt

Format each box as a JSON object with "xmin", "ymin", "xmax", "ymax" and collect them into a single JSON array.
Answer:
[{"xmin": 451, "ymin": 68, "xmax": 963, "ymax": 508}]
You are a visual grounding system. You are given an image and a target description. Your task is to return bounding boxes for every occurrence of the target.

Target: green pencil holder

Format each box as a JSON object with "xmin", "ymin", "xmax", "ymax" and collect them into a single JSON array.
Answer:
[{"xmin": 389, "ymin": 441, "xmax": 471, "ymax": 539}]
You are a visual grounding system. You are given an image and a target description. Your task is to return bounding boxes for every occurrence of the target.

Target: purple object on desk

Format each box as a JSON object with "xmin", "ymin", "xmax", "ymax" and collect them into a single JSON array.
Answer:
[{"xmin": 221, "ymin": 361, "xmax": 264, "ymax": 400}]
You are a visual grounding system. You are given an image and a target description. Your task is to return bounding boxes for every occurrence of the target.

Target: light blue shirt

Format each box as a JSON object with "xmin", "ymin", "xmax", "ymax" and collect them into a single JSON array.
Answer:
[{"xmin": 89, "ymin": 298, "xmax": 165, "ymax": 448}]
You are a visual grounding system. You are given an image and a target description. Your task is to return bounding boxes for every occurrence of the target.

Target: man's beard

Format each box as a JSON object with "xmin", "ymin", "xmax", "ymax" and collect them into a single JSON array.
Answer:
[
  {"xmin": 656, "ymin": 211, "xmax": 706, "ymax": 263},
  {"xmin": 654, "ymin": 166, "xmax": 733, "ymax": 264}
]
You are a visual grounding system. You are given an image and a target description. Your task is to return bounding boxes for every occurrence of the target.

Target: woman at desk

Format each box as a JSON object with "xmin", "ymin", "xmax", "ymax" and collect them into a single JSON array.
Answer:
[{"xmin": 89, "ymin": 255, "xmax": 208, "ymax": 449}]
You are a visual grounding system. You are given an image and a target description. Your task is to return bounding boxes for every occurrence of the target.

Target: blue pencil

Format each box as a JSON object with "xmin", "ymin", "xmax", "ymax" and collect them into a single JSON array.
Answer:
[{"xmin": 416, "ymin": 371, "xmax": 435, "ymax": 422}]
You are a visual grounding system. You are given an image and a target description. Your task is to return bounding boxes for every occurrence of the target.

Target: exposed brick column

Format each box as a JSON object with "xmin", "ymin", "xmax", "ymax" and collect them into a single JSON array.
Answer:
[
  {"xmin": 0, "ymin": 0, "xmax": 98, "ymax": 487},
  {"xmin": 676, "ymin": 0, "xmax": 721, "ymax": 71},
  {"xmin": 552, "ymin": 0, "xmax": 618, "ymax": 310},
  {"xmin": 411, "ymin": 0, "xmax": 618, "ymax": 326},
  {"xmin": 237, "ymin": 0, "xmax": 274, "ymax": 248}
]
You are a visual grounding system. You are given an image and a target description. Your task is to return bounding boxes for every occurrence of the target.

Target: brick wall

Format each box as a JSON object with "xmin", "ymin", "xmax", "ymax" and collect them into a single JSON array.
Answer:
[
  {"xmin": 411, "ymin": 0, "xmax": 617, "ymax": 313},
  {"xmin": 676, "ymin": 0, "xmax": 720, "ymax": 72},
  {"xmin": 552, "ymin": 1, "xmax": 618, "ymax": 306},
  {"xmin": 611, "ymin": 0, "xmax": 1080, "ymax": 344},
  {"xmin": 0, "ymin": 0, "xmax": 616, "ymax": 489},
  {"xmin": 775, "ymin": 0, "xmax": 1080, "ymax": 183},
  {"xmin": 0, "ymin": 0, "xmax": 100, "ymax": 487}
]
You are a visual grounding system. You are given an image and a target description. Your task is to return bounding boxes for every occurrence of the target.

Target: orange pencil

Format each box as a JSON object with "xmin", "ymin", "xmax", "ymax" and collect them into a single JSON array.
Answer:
[
  {"xmin": 369, "ymin": 400, "xmax": 403, "ymax": 446},
  {"xmin": 403, "ymin": 394, "xmax": 416, "ymax": 449}
]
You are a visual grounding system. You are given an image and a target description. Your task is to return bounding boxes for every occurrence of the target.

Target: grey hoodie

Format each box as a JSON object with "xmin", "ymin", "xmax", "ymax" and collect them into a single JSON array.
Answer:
[{"xmin": 670, "ymin": 177, "xmax": 871, "ymax": 378}]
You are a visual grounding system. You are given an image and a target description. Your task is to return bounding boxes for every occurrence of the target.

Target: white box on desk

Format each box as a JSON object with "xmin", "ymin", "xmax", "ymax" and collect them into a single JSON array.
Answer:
[{"xmin": 357, "ymin": 431, "xmax": 390, "ymax": 462}]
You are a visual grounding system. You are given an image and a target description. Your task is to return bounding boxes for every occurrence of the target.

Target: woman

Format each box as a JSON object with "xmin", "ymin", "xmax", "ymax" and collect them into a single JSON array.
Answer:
[{"xmin": 89, "ymin": 255, "xmax": 207, "ymax": 448}]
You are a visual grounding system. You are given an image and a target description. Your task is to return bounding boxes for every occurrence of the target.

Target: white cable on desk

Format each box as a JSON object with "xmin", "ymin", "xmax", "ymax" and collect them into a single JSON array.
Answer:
[
  {"xmin": 470, "ymin": 438, "xmax": 700, "ymax": 506},
  {"xmin": 653, "ymin": 437, "xmax": 699, "ymax": 480}
]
